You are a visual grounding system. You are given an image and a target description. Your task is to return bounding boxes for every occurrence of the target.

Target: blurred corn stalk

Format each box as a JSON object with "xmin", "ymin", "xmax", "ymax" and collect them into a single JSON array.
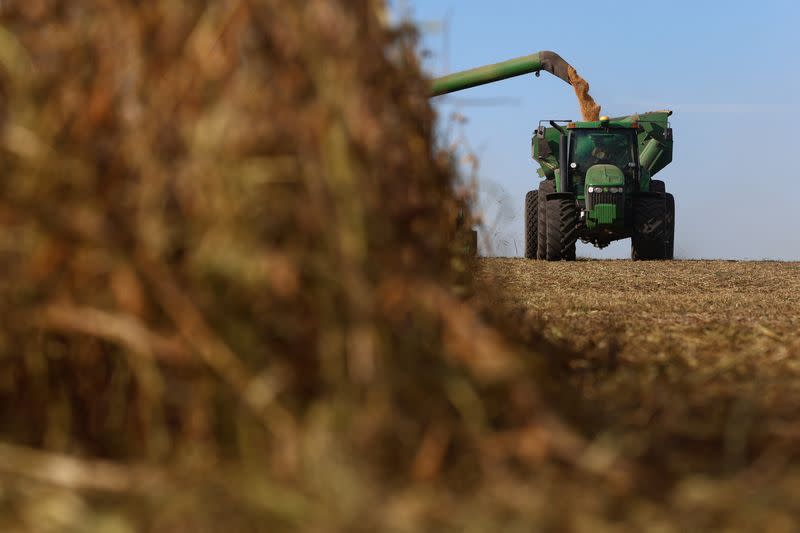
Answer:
[{"xmin": 0, "ymin": 1, "xmax": 580, "ymax": 531}]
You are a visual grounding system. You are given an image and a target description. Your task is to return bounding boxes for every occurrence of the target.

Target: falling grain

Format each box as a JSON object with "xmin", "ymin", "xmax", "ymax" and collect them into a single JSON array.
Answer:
[{"xmin": 568, "ymin": 65, "xmax": 602, "ymax": 121}]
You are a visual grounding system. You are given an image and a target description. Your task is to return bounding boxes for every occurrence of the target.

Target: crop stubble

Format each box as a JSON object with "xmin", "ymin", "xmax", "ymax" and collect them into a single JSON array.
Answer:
[{"xmin": 478, "ymin": 258, "xmax": 800, "ymax": 477}]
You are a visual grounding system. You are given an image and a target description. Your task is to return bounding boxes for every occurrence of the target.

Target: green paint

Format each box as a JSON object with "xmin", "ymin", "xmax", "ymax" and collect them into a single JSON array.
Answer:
[
  {"xmin": 431, "ymin": 53, "xmax": 544, "ymax": 97},
  {"xmin": 585, "ymin": 164, "xmax": 624, "ymax": 187},
  {"xmin": 427, "ymin": 52, "xmax": 675, "ymax": 252},
  {"xmin": 430, "ymin": 50, "xmax": 573, "ymax": 97},
  {"xmin": 592, "ymin": 204, "xmax": 617, "ymax": 225}
]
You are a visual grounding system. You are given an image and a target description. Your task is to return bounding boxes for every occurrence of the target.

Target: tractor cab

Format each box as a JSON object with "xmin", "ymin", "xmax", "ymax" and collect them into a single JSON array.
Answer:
[
  {"xmin": 566, "ymin": 119, "xmax": 640, "ymax": 229},
  {"xmin": 569, "ymin": 127, "xmax": 637, "ymax": 185},
  {"xmin": 532, "ymin": 113, "xmax": 670, "ymax": 200}
]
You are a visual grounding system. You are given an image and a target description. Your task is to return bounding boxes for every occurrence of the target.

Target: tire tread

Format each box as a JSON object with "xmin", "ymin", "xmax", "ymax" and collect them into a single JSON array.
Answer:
[
  {"xmin": 632, "ymin": 195, "xmax": 667, "ymax": 260},
  {"xmin": 546, "ymin": 196, "xmax": 577, "ymax": 261},
  {"xmin": 537, "ymin": 180, "xmax": 554, "ymax": 260},
  {"xmin": 524, "ymin": 190, "xmax": 538, "ymax": 259}
]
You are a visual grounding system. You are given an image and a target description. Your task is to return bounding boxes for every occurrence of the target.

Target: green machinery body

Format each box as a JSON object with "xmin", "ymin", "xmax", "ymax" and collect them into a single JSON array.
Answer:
[
  {"xmin": 431, "ymin": 51, "xmax": 572, "ymax": 96},
  {"xmin": 430, "ymin": 52, "xmax": 675, "ymax": 259},
  {"xmin": 531, "ymin": 112, "xmax": 673, "ymax": 247}
]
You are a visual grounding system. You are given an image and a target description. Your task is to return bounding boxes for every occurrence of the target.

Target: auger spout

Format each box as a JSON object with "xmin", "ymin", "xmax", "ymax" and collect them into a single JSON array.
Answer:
[{"xmin": 430, "ymin": 51, "xmax": 572, "ymax": 97}]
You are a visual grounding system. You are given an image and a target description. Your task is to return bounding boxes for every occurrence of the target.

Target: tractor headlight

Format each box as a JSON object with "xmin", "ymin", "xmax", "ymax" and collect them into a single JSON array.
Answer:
[{"xmin": 587, "ymin": 187, "xmax": 594, "ymax": 193}]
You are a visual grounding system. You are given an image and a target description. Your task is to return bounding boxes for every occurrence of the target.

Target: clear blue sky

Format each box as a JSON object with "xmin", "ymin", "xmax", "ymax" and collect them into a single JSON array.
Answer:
[{"xmin": 400, "ymin": 0, "xmax": 800, "ymax": 259}]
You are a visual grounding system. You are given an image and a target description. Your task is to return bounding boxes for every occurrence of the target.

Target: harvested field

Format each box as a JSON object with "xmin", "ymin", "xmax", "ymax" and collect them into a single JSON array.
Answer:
[
  {"xmin": 479, "ymin": 259, "xmax": 800, "ymax": 361},
  {"xmin": 474, "ymin": 258, "xmax": 800, "ymax": 528}
]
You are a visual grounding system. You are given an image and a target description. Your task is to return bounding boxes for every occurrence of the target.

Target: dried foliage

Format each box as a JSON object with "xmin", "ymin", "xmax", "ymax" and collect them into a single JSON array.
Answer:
[
  {"xmin": 0, "ymin": 1, "xmax": 574, "ymax": 531},
  {"xmin": 480, "ymin": 259, "xmax": 800, "ymax": 531}
]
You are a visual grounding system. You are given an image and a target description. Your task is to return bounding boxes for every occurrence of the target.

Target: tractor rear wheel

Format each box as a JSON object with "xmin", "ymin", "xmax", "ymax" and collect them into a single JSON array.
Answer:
[
  {"xmin": 524, "ymin": 190, "xmax": 538, "ymax": 259},
  {"xmin": 632, "ymin": 196, "xmax": 667, "ymax": 260},
  {"xmin": 665, "ymin": 193, "xmax": 675, "ymax": 260},
  {"xmin": 545, "ymin": 196, "xmax": 577, "ymax": 261},
  {"xmin": 537, "ymin": 180, "xmax": 554, "ymax": 260}
]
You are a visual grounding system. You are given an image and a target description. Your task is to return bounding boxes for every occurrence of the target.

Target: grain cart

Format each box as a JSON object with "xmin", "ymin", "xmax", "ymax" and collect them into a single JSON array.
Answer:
[{"xmin": 431, "ymin": 52, "xmax": 675, "ymax": 260}]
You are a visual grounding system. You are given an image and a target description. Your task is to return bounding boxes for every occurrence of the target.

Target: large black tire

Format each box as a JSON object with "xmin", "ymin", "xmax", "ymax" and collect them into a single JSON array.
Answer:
[
  {"xmin": 524, "ymin": 190, "xmax": 538, "ymax": 259},
  {"xmin": 545, "ymin": 196, "xmax": 577, "ymax": 261},
  {"xmin": 665, "ymin": 193, "xmax": 675, "ymax": 260},
  {"xmin": 632, "ymin": 196, "xmax": 667, "ymax": 260},
  {"xmin": 650, "ymin": 179, "xmax": 666, "ymax": 194},
  {"xmin": 537, "ymin": 180, "xmax": 554, "ymax": 260}
]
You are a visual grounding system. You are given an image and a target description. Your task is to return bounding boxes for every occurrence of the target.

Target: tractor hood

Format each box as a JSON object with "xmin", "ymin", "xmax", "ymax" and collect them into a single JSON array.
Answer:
[
  {"xmin": 584, "ymin": 165, "xmax": 626, "ymax": 228},
  {"xmin": 584, "ymin": 164, "xmax": 624, "ymax": 188}
]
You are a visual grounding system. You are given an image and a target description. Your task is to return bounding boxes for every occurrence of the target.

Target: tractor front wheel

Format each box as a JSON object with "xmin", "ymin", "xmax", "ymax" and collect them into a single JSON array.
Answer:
[
  {"xmin": 665, "ymin": 193, "xmax": 675, "ymax": 260},
  {"xmin": 545, "ymin": 196, "xmax": 577, "ymax": 261},
  {"xmin": 632, "ymin": 196, "xmax": 667, "ymax": 260},
  {"xmin": 524, "ymin": 190, "xmax": 538, "ymax": 259},
  {"xmin": 537, "ymin": 180, "xmax": 554, "ymax": 260}
]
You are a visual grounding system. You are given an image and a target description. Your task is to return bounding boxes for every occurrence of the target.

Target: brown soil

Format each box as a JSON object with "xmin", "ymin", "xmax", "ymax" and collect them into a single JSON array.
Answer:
[
  {"xmin": 568, "ymin": 65, "xmax": 602, "ymax": 121},
  {"xmin": 472, "ymin": 258, "xmax": 800, "ymax": 530}
]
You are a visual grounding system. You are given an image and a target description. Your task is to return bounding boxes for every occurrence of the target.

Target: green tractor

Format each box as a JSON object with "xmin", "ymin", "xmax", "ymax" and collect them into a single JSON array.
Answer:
[{"xmin": 431, "ymin": 51, "xmax": 675, "ymax": 260}]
